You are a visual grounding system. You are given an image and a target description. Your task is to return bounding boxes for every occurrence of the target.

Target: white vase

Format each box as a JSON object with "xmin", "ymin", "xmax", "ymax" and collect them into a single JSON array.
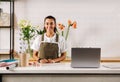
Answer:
[{"xmin": 66, "ymin": 40, "xmax": 71, "ymax": 59}]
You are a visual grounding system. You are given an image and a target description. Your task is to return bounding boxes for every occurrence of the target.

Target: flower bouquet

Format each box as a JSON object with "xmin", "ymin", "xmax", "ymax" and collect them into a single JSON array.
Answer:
[
  {"xmin": 18, "ymin": 20, "xmax": 35, "ymax": 57},
  {"xmin": 57, "ymin": 20, "xmax": 77, "ymax": 57}
]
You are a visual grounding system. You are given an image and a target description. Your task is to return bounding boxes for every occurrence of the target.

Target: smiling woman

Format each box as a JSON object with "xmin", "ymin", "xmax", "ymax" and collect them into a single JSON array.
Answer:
[{"xmin": 31, "ymin": 15, "xmax": 67, "ymax": 63}]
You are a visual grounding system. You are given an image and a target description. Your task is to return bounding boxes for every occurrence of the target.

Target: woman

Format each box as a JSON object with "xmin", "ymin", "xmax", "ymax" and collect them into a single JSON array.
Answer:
[{"xmin": 31, "ymin": 15, "xmax": 67, "ymax": 63}]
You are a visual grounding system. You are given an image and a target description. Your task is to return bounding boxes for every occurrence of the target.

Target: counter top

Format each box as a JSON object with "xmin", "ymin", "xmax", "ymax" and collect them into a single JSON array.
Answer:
[{"xmin": 0, "ymin": 62, "xmax": 120, "ymax": 74}]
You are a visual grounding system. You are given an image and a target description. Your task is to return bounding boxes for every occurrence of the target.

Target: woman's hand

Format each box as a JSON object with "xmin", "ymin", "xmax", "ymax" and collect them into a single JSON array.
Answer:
[
  {"xmin": 48, "ymin": 59, "xmax": 55, "ymax": 63},
  {"xmin": 39, "ymin": 59, "xmax": 49, "ymax": 63},
  {"xmin": 38, "ymin": 59, "xmax": 55, "ymax": 63}
]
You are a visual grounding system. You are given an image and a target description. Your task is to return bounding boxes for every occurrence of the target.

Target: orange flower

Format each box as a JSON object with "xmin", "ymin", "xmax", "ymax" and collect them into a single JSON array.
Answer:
[
  {"xmin": 58, "ymin": 23, "xmax": 65, "ymax": 31},
  {"xmin": 72, "ymin": 21, "xmax": 77, "ymax": 29},
  {"xmin": 57, "ymin": 20, "xmax": 77, "ymax": 40},
  {"xmin": 68, "ymin": 20, "xmax": 72, "ymax": 26}
]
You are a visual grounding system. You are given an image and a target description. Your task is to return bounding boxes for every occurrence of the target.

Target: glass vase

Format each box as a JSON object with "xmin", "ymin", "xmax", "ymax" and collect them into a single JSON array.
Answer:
[
  {"xmin": 66, "ymin": 40, "xmax": 71, "ymax": 60},
  {"xmin": 26, "ymin": 39, "xmax": 32, "ymax": 57}
]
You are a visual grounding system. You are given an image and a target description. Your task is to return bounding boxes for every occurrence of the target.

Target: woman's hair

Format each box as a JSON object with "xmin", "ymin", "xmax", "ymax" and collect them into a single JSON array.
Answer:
[{"xmin": 44, "ymin": 15, "xmax": 57, "ymax": 33}]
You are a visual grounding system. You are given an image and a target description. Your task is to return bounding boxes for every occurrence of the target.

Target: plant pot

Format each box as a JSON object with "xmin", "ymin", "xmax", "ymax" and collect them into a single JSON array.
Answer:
[{"xmin": 19, "ymin": 53, "xmax": 30, "ymax": 67}]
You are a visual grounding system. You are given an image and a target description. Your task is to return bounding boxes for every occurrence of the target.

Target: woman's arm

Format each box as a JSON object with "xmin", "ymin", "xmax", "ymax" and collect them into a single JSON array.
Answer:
[
  {"xmin": 48, "ymin": 52, "xmax": 66, "ymax": 63},
  {"xmin": 33, "ymin": 50, "xmax": 49, "ymax": 63},
  {"xmin": 33, "ymin": 50, "xmax": 39, "ymax": 60}
]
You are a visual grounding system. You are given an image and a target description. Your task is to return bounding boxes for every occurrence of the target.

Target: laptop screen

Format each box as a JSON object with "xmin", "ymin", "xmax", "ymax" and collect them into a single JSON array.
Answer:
[{"xmin": 71, "ymin": 48, "xmax": 101, "ymax": 68}]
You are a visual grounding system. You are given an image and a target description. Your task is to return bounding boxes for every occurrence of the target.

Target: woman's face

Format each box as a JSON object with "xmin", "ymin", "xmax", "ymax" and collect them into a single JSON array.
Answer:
[{"xmin": 44, "ymin": 18, "xmax": 56, "ymax": 33}]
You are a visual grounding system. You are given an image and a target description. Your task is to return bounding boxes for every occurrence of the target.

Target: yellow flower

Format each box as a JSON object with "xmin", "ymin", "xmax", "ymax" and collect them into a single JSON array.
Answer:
[
  {"xmin": 18, "ymin": 19, "xmax": 35, "ymax": 41},
  {"xmin": 19, "ymin": 20, "xmax": 31, "ymax": 28}
]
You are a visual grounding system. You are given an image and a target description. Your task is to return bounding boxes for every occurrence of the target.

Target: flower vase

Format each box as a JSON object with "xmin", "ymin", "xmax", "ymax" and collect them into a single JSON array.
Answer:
[
  {"xmin": 26, "ymin": 39, "xmax": 32, "ymax": 57},
  {"xmin": 66, "ymin": 40, "xmax": 71, "ymax": 59},
  {"xmin": 19, "ymin": 53, "xmax": 30, "ymax": 67}
]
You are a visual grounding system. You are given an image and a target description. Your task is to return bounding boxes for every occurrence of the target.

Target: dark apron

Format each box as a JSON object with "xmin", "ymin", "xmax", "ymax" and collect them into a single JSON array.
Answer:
[{"xmin": 39, "ymin": 34, "xmax": 59, "ymax": 59}]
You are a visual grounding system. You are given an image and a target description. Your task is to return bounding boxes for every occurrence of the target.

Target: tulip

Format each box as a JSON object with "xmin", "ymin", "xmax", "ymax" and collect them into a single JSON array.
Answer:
[
  {"xmin": 57, "ymin": 20, "xmax": 77, "ymax": 40},
  {"xmin": 72, "ymin": 21, "xmax": 77, "ymax": 29},
  {"xmin": 58, "ymin": 23, "xmax": 65, "ymax": 31},
  {"xmin": 68, "ymin": 20, "xmax": 72, "ymax": 26}
]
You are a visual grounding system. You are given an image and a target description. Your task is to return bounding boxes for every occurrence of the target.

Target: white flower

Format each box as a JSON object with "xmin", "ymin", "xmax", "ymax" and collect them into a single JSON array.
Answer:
[{"xmin": 19, "ymin": 20, "xmax": 31, "ymax": 28}]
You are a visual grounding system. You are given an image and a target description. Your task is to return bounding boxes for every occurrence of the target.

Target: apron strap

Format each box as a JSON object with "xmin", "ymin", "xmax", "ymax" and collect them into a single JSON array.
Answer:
[
  {"xmin": 41, "ymin": 34, "xmax": 44, "ymax": 41},
  {"xmin": 41, "ymin": 34, "xmax": 59, "ymax": 42},
  {"xmin": 56, "ymin": 34, "xmax": 59, "ymax": 42}
]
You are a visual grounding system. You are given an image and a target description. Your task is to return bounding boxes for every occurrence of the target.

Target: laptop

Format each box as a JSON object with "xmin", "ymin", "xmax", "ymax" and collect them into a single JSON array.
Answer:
[{"xmin": 71, "ymin": 48, "xmax": 101, "ymax": 68}]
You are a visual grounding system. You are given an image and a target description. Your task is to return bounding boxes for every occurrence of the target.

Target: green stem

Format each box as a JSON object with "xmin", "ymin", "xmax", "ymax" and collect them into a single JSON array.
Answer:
[
  {"xmin": 56, "ymin": 30, "xmax": 60, "ymax": 35},
  {"xmin": 27, "ymin": 39, "xmax": 32, "ymax": 57},
  {"xmin": 62, "ymin": 31, "xmax": 64, "ymax": 37},
  {"xmin": 65, "ymin": 25, "xmax": 70, "ymax": 40}
]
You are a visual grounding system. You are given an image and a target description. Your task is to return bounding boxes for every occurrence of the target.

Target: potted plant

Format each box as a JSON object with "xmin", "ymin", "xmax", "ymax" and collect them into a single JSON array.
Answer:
[{"xmin": 18, "ymin": 20, "xmax": 35, "ymax": 57}]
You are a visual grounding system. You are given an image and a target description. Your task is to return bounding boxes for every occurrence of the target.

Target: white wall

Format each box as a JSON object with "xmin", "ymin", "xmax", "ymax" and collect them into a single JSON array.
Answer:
[{"xmin": 12, "ymin": 0, "xmax": 120, "ymax": 57}]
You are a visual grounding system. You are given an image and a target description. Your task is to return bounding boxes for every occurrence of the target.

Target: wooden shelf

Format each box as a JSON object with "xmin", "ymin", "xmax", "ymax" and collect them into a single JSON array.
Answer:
[
  {"xmin": 0, "ymin": 0, "xmax": 14, "ymax": 59},
  {"xmin": 0, "ymin": 52, "xmax": 10, "ymax": 55},
  {"xmin": 0, "ymin": 26, "xmax": 10, "ymax": 28},
  {"xmin": 0, "ymin": 0, "xmax": 11, "ymax": 1},
  {"xmin": 0, "ymin": 49, "xmax": 10, "ymax": 55},
  {"xmin": 62, "ymin": 57, "xmax": 120, "ymax": 62},
  {"xmin": 28, "ymin": 56, "xmax": 120, "ymax": 63},
  {"xmin": 101, "ymin": 57, "xmax": 120, "ymax": 62}
]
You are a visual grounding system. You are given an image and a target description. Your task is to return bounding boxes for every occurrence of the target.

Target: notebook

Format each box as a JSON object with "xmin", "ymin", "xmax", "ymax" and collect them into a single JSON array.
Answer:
[
  {"xmin": 0, "ymin": 59, "xmax": 18, "ymax": 67},
  {"xmin": 71, "ymin": 48, "xmax": 101, "ymax": 68},
  {"xmin": 103, "ymin": 63, "xmax": 120, "ymax": 69}
]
